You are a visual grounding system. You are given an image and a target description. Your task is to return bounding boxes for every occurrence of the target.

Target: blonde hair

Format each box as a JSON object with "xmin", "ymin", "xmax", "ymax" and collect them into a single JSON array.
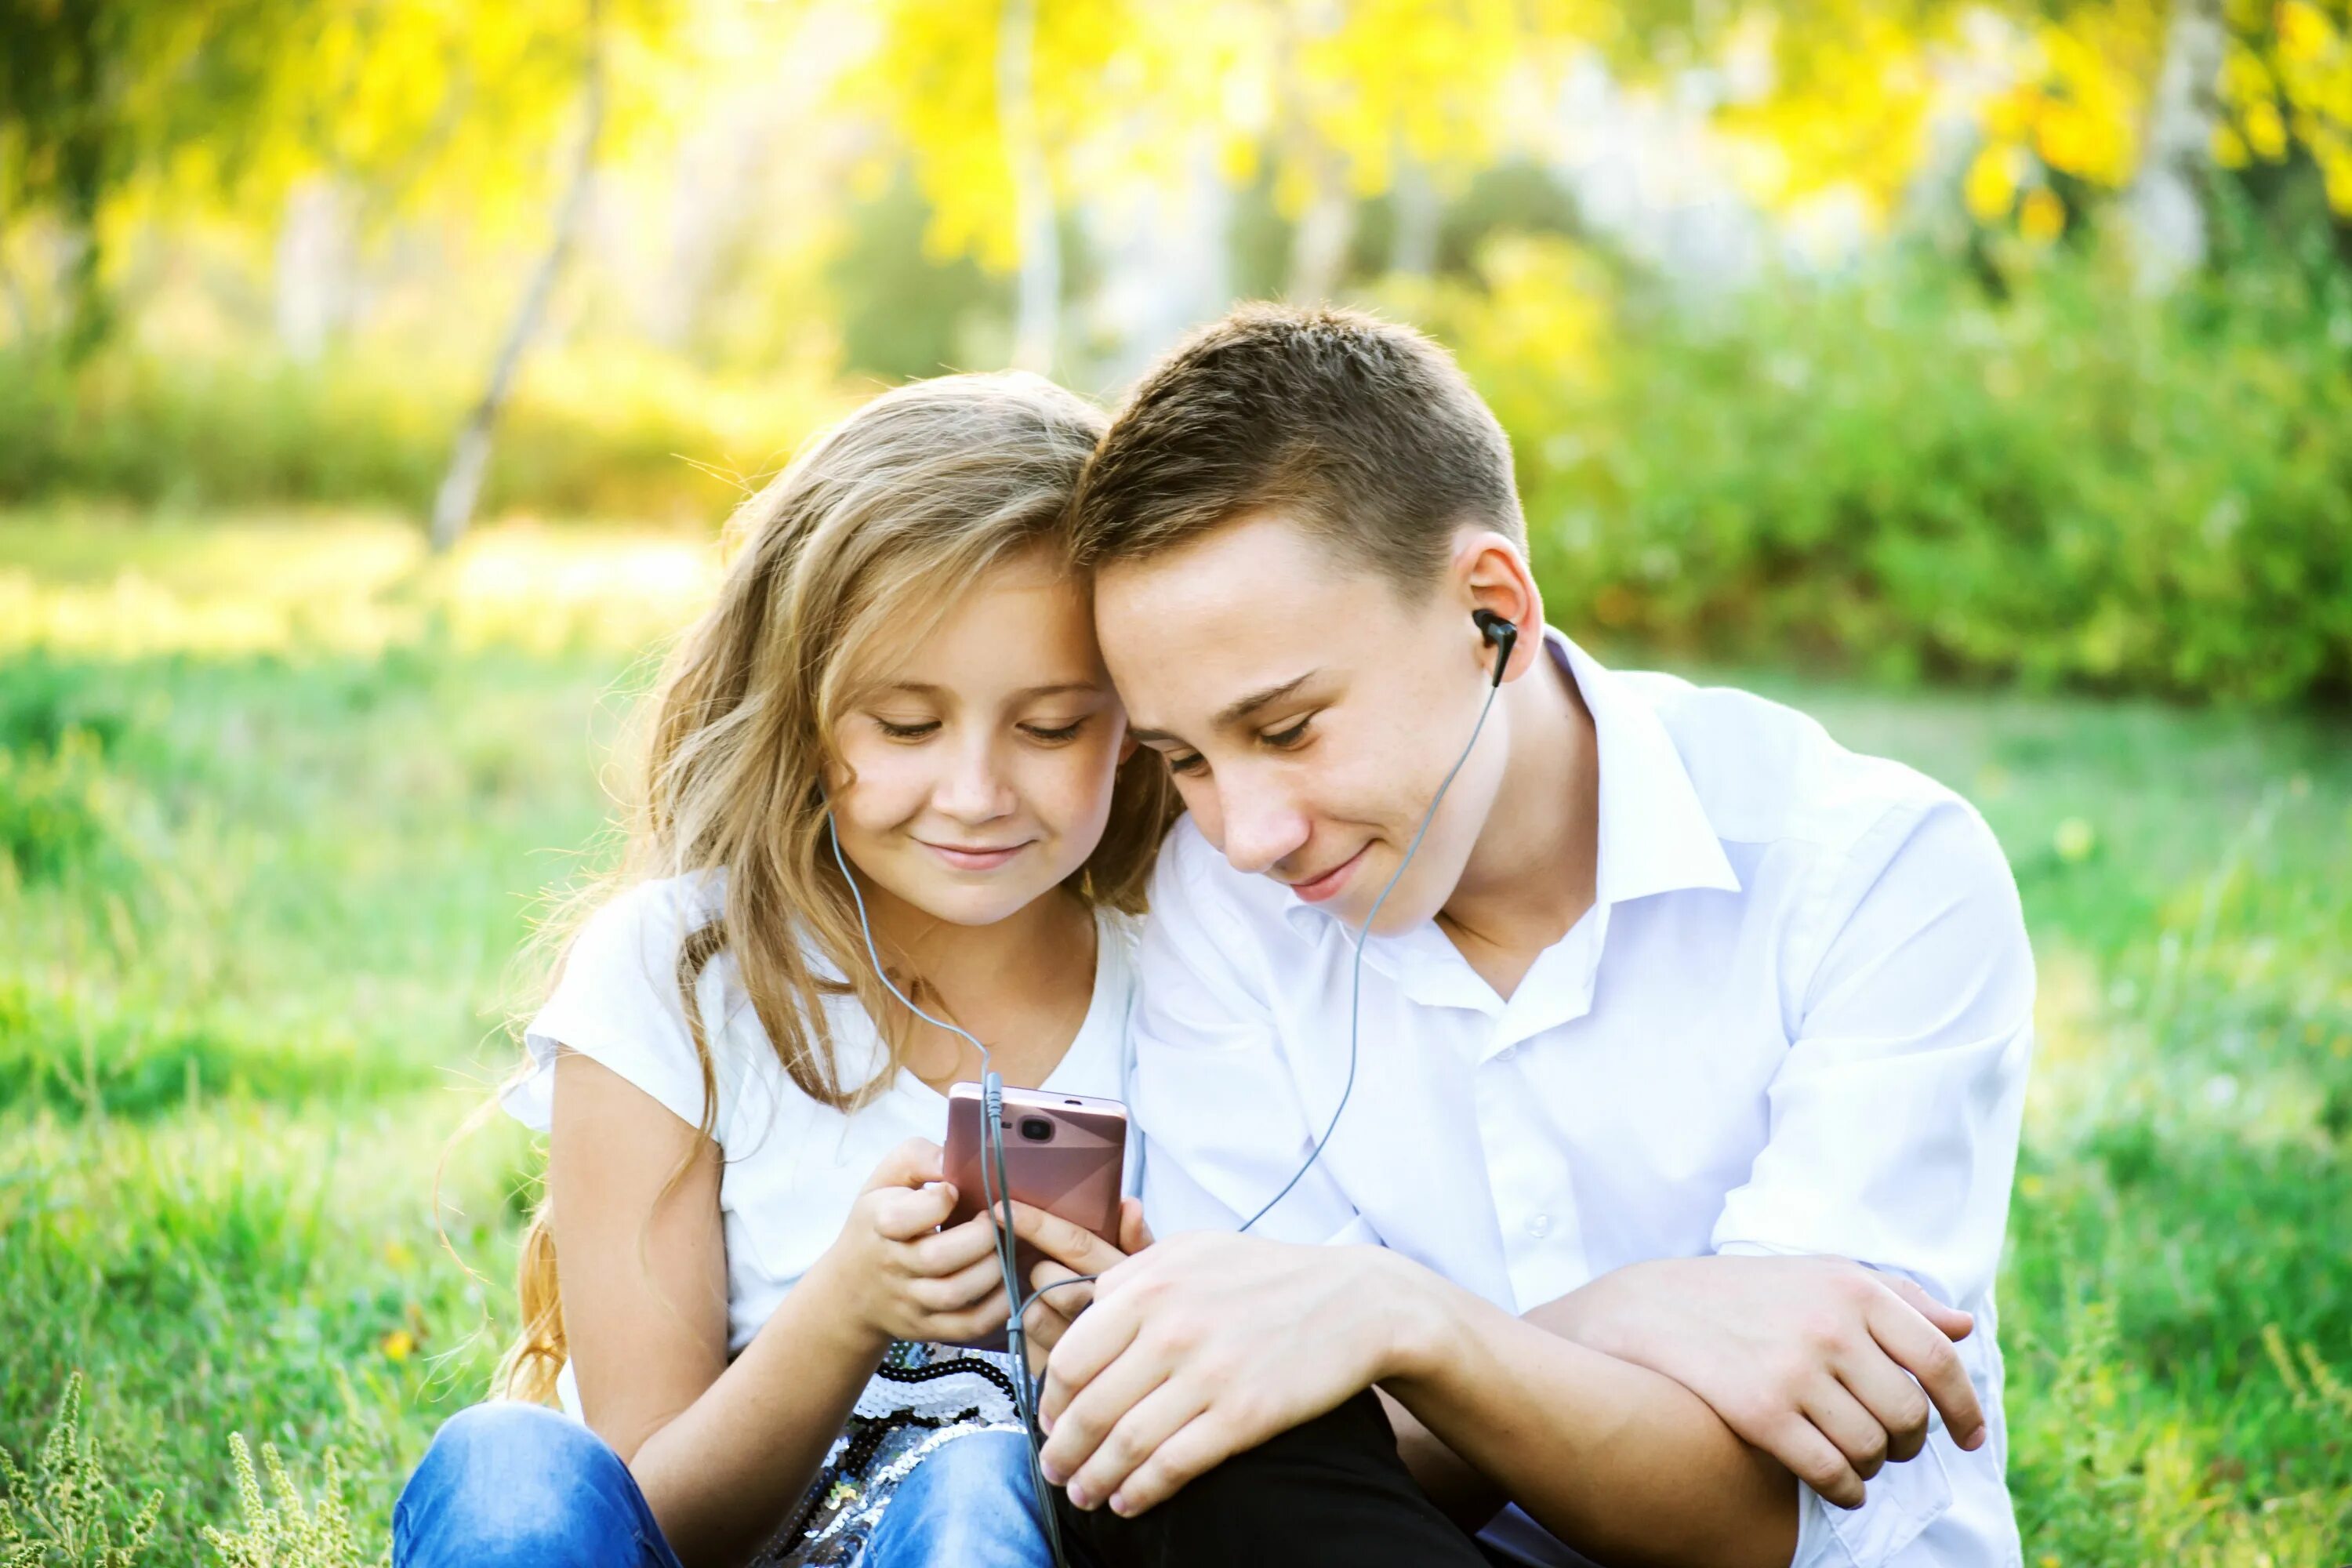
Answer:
[{"xmin": 495, "ymin": 372, "xmax": 1176, "ymax": 1403}]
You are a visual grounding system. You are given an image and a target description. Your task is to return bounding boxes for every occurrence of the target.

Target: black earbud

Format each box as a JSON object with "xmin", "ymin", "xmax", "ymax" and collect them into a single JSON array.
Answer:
[{"xmin": 1472, "ymin": 608, "xmax": 1517, "ymax": 688}]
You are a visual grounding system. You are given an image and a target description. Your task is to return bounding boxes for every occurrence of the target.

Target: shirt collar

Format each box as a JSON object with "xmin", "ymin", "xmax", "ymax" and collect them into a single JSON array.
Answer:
[
  {"xmin": 1554, "ymin": 629, "xmax": 1741, "ymax": 906},
  {"xmin": 1280, "ymin": 627, "xmax": 1739, "ymax": 963}
]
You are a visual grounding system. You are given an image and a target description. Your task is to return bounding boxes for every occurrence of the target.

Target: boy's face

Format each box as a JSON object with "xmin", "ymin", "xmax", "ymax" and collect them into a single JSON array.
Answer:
[{"xmin": 1097, "ymin": 512, "xmax": 1512, "ymax": 935}]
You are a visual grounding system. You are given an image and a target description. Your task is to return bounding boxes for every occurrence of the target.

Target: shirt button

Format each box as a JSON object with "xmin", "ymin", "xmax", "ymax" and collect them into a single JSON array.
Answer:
[
  {"xmin": 1495, "ymin": 1044, "xmax": 1518, "ymax": 1063},
  {"xmin": 1526, "ymin": 1213, "xmax": 1552, "ymax": 1238}
]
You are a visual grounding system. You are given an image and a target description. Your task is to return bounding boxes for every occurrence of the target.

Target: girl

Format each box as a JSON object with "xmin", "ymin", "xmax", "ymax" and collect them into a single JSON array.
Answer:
[{"xmin": 393, "ymin": 373, "xmax": 1171, "ymax": 1568}]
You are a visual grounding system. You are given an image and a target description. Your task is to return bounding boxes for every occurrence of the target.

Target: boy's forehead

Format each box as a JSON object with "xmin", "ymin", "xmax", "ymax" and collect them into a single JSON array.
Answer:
[
  {"xmin": 1093, "ymin": 517, "xmax": 1417, "ymax": 725},
  {"xmin": 1095, "ymin": 511, "xmax": 1381, "ymax": 624}
]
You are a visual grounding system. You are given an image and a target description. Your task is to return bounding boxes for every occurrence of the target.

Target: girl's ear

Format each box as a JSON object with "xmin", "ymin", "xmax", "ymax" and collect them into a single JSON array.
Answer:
[{"xmin": 1117, "ymin": 732, "xmax": 1139, "ymax": 766}]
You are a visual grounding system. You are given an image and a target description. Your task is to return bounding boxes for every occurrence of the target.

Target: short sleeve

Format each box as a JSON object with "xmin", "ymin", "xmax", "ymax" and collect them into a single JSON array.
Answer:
[{"xmin": 503, "ymin": 880, "xmax": 724, "ymax": 1138}]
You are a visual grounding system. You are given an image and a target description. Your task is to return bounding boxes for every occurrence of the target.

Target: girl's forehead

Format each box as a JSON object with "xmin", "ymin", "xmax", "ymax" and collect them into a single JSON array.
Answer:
[{"xmin": 856, "ymin": 561, "xmax": 1105, "ymax": 698}]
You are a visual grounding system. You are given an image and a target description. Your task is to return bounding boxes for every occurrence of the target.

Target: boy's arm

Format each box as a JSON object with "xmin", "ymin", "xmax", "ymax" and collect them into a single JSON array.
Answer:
[
  {"xmin": 1534, "ymin": 797, "xmax": 2034, "ymax": 1553},
  {"xmin": 1034, "ymin": 1231, "xmax": 1798, "ymax": 1568}
]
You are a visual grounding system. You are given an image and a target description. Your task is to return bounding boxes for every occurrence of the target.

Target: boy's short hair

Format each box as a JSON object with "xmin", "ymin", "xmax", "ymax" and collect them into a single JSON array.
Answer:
[{"xmin": 1069, "ymin": 303, "xmax": 1523, "ymax": 592}]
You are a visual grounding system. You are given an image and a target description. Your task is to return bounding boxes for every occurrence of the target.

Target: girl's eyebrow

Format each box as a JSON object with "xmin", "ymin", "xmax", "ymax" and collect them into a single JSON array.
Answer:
[{"xmin": 877, "ymin": 681, "xmax": 1103, "ymax": 699}]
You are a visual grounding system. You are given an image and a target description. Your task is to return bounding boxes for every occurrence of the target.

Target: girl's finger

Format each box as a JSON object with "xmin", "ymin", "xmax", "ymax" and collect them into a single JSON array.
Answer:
[
  {"xmin": 862, "ymin": 1137, "xmax": 946, "ymax": 1193},
  {"xmin": 913, "ymin": 1247, "xmax": 1012, "ymax": 1313},
  {"xmin": 869, "ymin": 1181, "xmax": 958, "ymax": 1242},
  {"xmin": 1026, "ymin": 1259, "xmax": 1094, "ymax": 1319},
  {"xmin": 911, "ymin": 1211, "xmax": 1008, "ymax": 1275},
  {"xmin": 1116, "ymin": 1197, "xmax": 1155, "ymax": 1254},
  {"xmin": 1007, "ymin": 1200, "xmax": 1129, "ymax": 1273},
  {"xmin": 932, "ymin": 1290, "xmax": 1014, "ymax": 1346}
]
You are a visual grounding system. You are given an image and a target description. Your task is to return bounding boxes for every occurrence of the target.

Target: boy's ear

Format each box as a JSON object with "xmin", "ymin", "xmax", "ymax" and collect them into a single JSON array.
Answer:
[
  {"xmin": 1454, "ymin": 528, "xmax": 1543, "ymax": 679},
  {"xmin": 1117, "ymin": 732, "xmax": 1140, "ymax": 766}
]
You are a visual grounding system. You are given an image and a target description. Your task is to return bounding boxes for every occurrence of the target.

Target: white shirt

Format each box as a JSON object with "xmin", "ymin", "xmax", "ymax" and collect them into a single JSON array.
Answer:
[
  {"xmin": 504, "ymin": 873, "xmax": 1139, "ymax": 1415},
  {"xmin": 1128, "ymin": 630, "xmax": 2034, "ymax": 1568}
]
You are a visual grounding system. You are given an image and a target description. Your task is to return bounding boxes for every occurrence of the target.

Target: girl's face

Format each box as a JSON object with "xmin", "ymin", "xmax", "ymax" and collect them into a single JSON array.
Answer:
[{"xmin": 829, "ymin": 547, "xmax": 1131, "ymax": 929}]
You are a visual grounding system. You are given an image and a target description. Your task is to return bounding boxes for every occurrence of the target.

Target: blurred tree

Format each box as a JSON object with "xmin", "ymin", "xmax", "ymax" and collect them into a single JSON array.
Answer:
[
  {"xmin": 430, "ymin": 0, "xmax": 608, "ymax": 554},
  {"xmin": 0, "ymin": 0, "xmax": 299, "ymax": 359}
]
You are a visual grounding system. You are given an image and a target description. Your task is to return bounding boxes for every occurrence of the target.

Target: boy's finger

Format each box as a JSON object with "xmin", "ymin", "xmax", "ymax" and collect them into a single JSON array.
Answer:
[
  {"xmin": 1865, "ymin": 1293, "xmax": 1985, "ymax": 1450},
  {"xmin": 1882, "ymin": 1274, "xmax": 1974, "ymax": 1342}
]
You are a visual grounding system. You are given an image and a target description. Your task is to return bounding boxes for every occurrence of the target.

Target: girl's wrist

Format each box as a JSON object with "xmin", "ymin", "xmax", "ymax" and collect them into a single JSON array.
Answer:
[{"xmin": 801, "ymin": 1240, "xmax": 895, "ymax": 1357}]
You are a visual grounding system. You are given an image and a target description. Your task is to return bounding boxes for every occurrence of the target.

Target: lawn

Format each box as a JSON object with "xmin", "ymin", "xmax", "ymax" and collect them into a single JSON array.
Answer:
[{"xmin": 3, "ymin": 511, "xmax": 2347, "ymax": 1565}]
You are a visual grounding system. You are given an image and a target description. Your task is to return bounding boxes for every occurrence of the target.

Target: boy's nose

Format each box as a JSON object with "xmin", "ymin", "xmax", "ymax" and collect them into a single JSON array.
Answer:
[{"xmin": 1216, "ymin": 785, "xmax": 1312, "ymax": 878}]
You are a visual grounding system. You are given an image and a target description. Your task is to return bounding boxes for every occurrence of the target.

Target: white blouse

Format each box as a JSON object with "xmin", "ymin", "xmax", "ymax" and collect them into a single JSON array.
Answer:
[{"xmin": 502, "ymin": 871, "xmax": 1138, "ymax": 1416}]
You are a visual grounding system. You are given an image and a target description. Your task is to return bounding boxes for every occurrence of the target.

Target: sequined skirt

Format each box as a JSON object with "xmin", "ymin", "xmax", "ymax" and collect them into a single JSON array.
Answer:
[{"xmin": 753, "ymin": 1340, "xmax": 1036, "ymax": 1567}]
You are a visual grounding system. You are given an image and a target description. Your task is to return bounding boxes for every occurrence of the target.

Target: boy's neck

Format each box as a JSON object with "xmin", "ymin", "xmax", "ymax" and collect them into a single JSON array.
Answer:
[{"xmin": 1436, "ymin": 633, "xmax": 1600, "ymax": 999}]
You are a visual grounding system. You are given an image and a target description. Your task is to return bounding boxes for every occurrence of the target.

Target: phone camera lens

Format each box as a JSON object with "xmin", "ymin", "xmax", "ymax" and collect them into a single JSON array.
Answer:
[{"xmin": 1018, "ymin": 1116, "xmax": 1054, "ymax": 1143}]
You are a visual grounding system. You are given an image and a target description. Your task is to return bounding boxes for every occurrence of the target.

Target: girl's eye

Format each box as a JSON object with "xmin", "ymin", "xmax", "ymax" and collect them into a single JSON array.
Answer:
[
  {"xmin": 875, "ymin": 717, "xmax": 938, "ymax": 740},
  {"xmin": 1022, "ymin": 718, "xmax": 1087, "ymax": 744},
  {"xmin": 1261, "ymin": 716, "xmax": 1312, "ymax": 750},
  {"xmin": 1165, "ymin": 752, "xmax": 1207, "ymax": 776}
]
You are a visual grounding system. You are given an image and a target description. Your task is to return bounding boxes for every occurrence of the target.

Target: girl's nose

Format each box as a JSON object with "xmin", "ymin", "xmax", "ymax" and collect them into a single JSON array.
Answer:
[{"xmin": 932, "ymin": 734, "xmax": 1016, "ymax": 822}]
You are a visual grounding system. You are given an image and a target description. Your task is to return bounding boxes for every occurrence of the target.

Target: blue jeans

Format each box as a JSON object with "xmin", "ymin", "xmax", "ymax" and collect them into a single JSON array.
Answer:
[{"xmin": 392, "ymin": 1401, "xmax": 1055, "ymax": 1568}]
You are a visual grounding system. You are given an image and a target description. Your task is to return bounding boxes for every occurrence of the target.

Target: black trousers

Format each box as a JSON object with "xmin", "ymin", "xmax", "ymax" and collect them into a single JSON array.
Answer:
[{"xmin": 1052, "ymin": 1391, "xmax": 1502, "ymax": 1568}]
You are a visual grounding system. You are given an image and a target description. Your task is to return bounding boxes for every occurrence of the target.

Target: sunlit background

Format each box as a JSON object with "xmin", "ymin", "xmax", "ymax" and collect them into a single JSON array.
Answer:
[{"xmin": 2, "ymin": 2, "xmax": 2349, "ymax": 1563}]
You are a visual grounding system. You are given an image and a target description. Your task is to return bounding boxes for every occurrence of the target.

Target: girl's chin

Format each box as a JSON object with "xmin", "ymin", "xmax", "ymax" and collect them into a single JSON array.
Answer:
[{"xmin": 886, "ymin": 873, "xmax": 1062, "ymax": 928}]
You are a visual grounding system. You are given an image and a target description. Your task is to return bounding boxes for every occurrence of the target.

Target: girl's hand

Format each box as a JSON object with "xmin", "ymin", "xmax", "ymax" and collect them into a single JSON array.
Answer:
[
  {"xmin": 1011, "ymin": 1197, "xmax": 1153, "ymax": 1374},
  {"xmin": 818, "ymin": 1138, "xmax": 1016, "ymax": 1346}
]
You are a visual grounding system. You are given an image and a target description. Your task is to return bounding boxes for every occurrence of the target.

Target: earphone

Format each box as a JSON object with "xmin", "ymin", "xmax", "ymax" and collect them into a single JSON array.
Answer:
[
  {"xmin": 827, "ymin": 606, "xmax": 1518, "ymax": 1561},
  {"xmin": 1236, "ymin": 606, "xmax": 1514, "ymax": 1233},
  {"xmin": 826, "ymin": 815, "xmax": 1076, "ymax": 1565}
]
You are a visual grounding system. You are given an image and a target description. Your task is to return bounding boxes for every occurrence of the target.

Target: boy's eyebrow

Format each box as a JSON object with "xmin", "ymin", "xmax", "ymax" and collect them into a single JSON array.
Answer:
[{"xmin": 1130, "ymin": 671, "xmax": 1321, "ymax": 746}]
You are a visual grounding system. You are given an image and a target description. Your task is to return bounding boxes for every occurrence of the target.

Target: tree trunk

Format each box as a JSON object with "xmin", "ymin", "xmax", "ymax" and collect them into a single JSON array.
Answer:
[
  {"xmin": 1287, "ymin": 151, "xmax": 1355, "ymax": 303},
  {"xmin": 430, "ymin": 0, "xmax": 607, "ymax": 554},
  {"xmin": 1390, "ymin": 158, "xmax": 1439, "ymax": 279},
  {"xmin": 275, "ymin": 178, "xmax": 350, "ymax": 365},
  {"xmin": 2125, "ymin": 0, "xmax": 2224, "ymax": 289},
  {"xmin": 996, "ymin": 0, "xmax": 1058, "ymax": 375}
]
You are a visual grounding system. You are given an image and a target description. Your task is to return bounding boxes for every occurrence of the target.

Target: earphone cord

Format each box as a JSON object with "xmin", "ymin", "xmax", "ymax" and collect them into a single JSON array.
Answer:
[
  {"xmin": 1236, "ymin": 673, "xmax": 1502, "ymax": 1236},
  {"xmin": 822, "ymin": 651, "xmax": 1503, "ymax": 1552},
  {"xmin": 826, "ymin": 818, "xmax": 1073, "ymax": 1568}
]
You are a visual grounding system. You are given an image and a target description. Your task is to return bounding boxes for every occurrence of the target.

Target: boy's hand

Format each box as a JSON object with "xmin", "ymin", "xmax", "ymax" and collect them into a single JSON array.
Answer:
[
  {"xmin": 818, "ymin": 1137, "xmax": 1014, "ymax": 1347},
  {"xmin": 1537, "ymin": 1254, "xmax": 1981, "ymax": 1509},
  {"xmin": 1035, "ymin": 1232, "xmax": 1408, "ymax": 1516},
  {"xmin": 1010, "ymin": 1198, "xmax": 1151, "ymax": 1374}
]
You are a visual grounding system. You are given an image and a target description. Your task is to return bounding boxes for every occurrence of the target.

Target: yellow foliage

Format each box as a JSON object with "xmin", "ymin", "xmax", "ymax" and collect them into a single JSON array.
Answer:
[
  {"xmin": 2217, "ymin": 0, "xmax": 2352, "ymax": 213},
  {"xmin": 848, "ymin": 0, "xmax": 1591, "ymax": 274},
  {"xmin": 2020, "ymin": 184, "xmax": 2068, "ymax": 242},
  {"xmin": 1711, "ymin": 6, "xmax": 1941, "ymax": 227},
  {"xmin": 1966, "ymin": 144, "xmax": 2023, "ymax": 221}
]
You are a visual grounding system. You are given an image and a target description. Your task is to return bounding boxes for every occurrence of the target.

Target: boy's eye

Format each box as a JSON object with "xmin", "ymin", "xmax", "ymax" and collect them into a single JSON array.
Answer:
[
  {"xmin": 1022, "ymin": 717, "xmax": 1088, "ymax": 743},
  {"xmin": 1165, "ymin": 752, "xmax": 1207, "ymax": 776},
  {"xmin": 874, "ymin": 717, "xmax": 938, "ymax": 740},
  {"xmin": 1261, "ymin": 716, "xmax": 1312, "ymax": 750}
]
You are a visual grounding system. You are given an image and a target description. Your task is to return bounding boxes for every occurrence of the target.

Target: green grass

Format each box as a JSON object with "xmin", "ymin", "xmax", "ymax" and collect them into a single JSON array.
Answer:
[{"xmin": 2, "ymin": 510, "xmax": 2347, "ymax": 1564}]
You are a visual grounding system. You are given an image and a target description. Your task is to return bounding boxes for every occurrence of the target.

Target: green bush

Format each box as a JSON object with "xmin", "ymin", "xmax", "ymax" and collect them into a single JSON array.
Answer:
[
  {"xmin": 0, "ymin": 346, "xmax": 837, "ymax": 524},
  {"xmin": 1391, "ymin": 237, "xmax": 2352, "ymax": 706}
]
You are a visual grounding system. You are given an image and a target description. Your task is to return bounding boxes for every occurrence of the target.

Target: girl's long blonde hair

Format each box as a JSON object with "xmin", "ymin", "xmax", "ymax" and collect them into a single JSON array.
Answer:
[{"xmin": 495, "ymin": 372, "xmax": 1176, "ymax": 1403}]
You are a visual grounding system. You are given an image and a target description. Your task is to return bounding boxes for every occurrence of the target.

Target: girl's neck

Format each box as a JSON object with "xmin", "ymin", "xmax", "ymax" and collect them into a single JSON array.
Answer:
[{"xmin": 858, "ymin": 878, "xmax": 1100, "ymax": 1091}]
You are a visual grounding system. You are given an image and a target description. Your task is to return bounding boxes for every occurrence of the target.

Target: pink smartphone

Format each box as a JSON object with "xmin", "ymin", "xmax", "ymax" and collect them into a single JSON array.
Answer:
[{"xmin": 942, "ymin": 1083, "xmax": 1127, "ymax": 1348}]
